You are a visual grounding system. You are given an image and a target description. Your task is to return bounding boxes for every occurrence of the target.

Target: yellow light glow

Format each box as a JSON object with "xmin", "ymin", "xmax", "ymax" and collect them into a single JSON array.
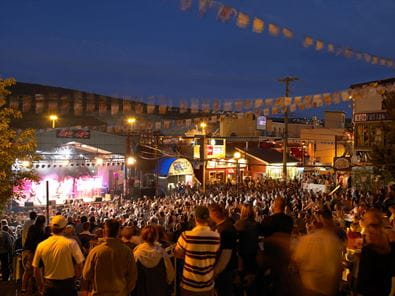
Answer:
[
  {"xmin": 49, "ymin": 114, "xmax": 58, "ymax": 121},
  {"xmin": 127, "ymin": 156, "xmax": 136, "ymax": 166},
  {"xmin": 127, "ymin": 117, "xmax": 136, "ymax": 125},
  {"xmin": 200, "ymin": 122, "xmax": 207, "ymax": 129},
  {"xmin": 234, "ymin": 152, "xmax": 241, "ymax": 159},
  {"xmin": 96, "ymin": 158, "xmax": 104, "ymax": 165},
  {"xmin": 21, "ymin": 160, "xmax": 31, "ymax": 168}
]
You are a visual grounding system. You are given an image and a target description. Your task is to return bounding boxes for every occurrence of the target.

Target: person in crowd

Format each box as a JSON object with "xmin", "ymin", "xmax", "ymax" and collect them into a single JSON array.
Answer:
[
  {"xmin": 83, "ymin": 219, "xmax": 137, "ymax": 296},
  {"xmin": 133, "ymin": 225, "xmax": 175, "ymax": 296},
  {"xmin": 121, "ymin": 226, "xmax": 138, "ymax": 250},
  {"xmin": 209, "ymin": 203, "xmax": 238, "ymax": 296},
  {"xmin": 0, "ymin": 223, "xmax": 12, "ymax": 281},
  {"xmin": 293, "ymin": 207, "xmax": 344, "ymax": 296},
  {"xmin": 75, "ymin": 216, "xmax": 88, "ymax": 234},
  {"xmin": 21, "ymin": 215, "xmax": 47, "ymax": 294},
  {"xmin": 32, "ymin": 215, "xmax": 84, "ymax": 296},
  {"xmin": 356, "ymin": 209, "xmax": 395, "ymax": 296},
  {"xmin": 22, "ymin": 211, "xmax": 37, "ymax": 247},
  {"xmin": 64, "ymin": 224, "xmax": 83, "ymax": 249},
  {"xmin": 234, "ymin": 203, "xmax": 260, "ymax": 296},
  {"xmin": 260, "ymin": 196, "xmax": 294, "ymax": 296},
  {"xmin": 175, "ymin": 206, "xmax": 220, "ymax": 296},
  {"xmin": 78, "ymin": 222, "xmax": 95, "ymax": 254}
]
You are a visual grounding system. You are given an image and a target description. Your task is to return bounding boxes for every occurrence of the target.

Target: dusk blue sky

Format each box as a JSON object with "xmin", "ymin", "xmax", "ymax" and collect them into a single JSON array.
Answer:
[{"xmin": 1, "ymin": 0, "xmax": 395, "ymax": 118}]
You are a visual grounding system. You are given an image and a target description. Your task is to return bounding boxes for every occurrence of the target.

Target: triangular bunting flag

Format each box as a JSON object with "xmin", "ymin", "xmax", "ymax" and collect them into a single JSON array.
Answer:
[
  {"xmin": 217, "ymin": 6, "xmax": 235, "ymax": 22},
  {"xmin": 254, "ymin": 98, "xmax": 263, "ymax": 109},
  {"xmin": 315, "ymin": 40, "xmax": 324, "ymax": 51},
  {"xmin": 282, "ymin": 27, "xmax": 293, "ymax": 39},
  {"xmin": 263, "ymin": 108, "xmax": 270, "ymax": 116},
  {"xmin": 265, "ymin": 98, "xmax": 273, "ymax": 107},
  {"xmin": 323, "ymin": 93, "xmax": 332, "ymax": 105},
  {"xmin": 284, "ymin": 97, "xmax": 292, "ymax": 106},
  {"xmin": 236, "ymin": 12, "xmax": 250, "ymax": 28},
  {"xmin": 252, "ymin": 18, "xmax": 264, "ymax": 33},
  {"xmin": 289, "ymin": 104, "xmax": 297, "ymax": 112},
  {"xmin": 268, "ymin": 23, "xmax": 280, "ymax": 36},
  {"xmin": 303, "ymin": 36, "xmax": 314, "ymax": 47}
]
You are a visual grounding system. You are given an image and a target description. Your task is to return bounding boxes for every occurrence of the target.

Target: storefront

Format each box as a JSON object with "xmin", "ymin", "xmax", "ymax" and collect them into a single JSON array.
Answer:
[
  {"xmin": 235, "ymin": 147, "xmax": 303, "ymax": 180},
  {"xmin": 206, "ymin": 158, "xmax": 247, "ymax": 184},
  {"xmin": 156, "ymin": 157, "xmax": 194, "ymax": 192}
]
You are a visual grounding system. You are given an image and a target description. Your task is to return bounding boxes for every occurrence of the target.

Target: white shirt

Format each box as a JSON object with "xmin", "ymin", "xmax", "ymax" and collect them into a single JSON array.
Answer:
[
  {"xmin": 293, "ymin": 228, "xmax": 343, "ymax": 296},
  {"xmin": 32, "ymin": 234, "xmax": 84, "ymax": 280}
]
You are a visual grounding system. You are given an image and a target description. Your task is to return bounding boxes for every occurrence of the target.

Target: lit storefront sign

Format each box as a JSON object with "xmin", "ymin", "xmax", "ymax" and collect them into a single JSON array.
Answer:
[
  {"xmin": 354, "ymin": 112, "xmax": 389, "ymax": 122},
  {"xmin": 206, "ymin": 158, "xmax": 247, "ymax": 169},
  {"xmin": 168, "ymin": 158, "xmax": 194, "ymax": 176},
  {"xmin": 194, "ymin": 138, "xmax": 226, "ymax": 159}
]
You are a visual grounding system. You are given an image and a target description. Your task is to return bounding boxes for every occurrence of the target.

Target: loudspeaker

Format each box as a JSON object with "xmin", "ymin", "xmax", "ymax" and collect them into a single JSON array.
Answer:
[
  {"xmin": 24, "ymin": 202, "xmax": 34, "ymax": 208},
  {"xmin": 95, "ymin": 197, "xmax": 103, "ymax": 202}
]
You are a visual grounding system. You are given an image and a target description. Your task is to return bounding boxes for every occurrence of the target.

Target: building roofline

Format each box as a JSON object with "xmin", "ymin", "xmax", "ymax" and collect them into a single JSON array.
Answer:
[{"xmin": 350, "ymin": 77, "xmax": 395, "ymax": 89}]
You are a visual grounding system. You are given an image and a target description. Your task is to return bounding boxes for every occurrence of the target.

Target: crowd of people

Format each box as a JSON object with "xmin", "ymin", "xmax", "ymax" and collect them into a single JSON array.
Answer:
[{"xmin": 0, "ymin": 178, "xmax": 395, "ymax": 296}]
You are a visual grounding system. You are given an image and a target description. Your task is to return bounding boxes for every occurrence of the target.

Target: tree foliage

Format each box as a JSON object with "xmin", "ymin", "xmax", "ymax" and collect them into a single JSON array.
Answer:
[
  {"xmin": 0, "ymin": 78, "xmax": 38, "ymax": 212},
  {"xmin": 370, "ymin": 90, "xmax": 395, "ymax": 183}
]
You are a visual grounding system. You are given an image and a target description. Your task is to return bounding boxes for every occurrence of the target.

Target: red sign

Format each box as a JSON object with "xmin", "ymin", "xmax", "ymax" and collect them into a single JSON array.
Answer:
[
  {"xmin": 56, "ymin": 129, "xmax": 90, "ymax": 139},
  {"xmin": 207, "ymin": 145, "xmax": 213, "ymax": 156}
]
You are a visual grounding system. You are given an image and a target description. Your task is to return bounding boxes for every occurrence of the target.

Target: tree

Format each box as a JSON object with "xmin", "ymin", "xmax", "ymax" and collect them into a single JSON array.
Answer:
[
  {"xmin": 0, "ymin": 78, "xmax": 38, "ymax": 212},
  {"xmin": 369, "ymin": 90, "xmax": 395, "ymax": 183}
]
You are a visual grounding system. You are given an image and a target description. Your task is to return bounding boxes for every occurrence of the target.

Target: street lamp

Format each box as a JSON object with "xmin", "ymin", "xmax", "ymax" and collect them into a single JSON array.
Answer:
[
  {"xmin": 200, "ymin": 122, "xmax": 207, "ymax": 135},
  {"xmin": 234, "ymin": 151, "xmax": 241, "ymax": 196},
  {"xmin": 127, "ymin": 156, "xmax": 136, "ymax": 166},
  {"xmin": 127, "ymin": 117, "xmax": 136, "ymax": 126},
  {"xmin": 49, "ymin": 114, "xmax": 58, "ymax": 128},
  {"xmin": 124, "ymin": 117, "xmax": 137, "ymax": 200}
]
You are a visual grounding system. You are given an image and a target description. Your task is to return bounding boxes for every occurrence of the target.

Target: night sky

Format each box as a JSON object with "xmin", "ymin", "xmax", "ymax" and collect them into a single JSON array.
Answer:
[{"xmin": 1, "ymin": 0, "xmax": 395, "ymax": 118}]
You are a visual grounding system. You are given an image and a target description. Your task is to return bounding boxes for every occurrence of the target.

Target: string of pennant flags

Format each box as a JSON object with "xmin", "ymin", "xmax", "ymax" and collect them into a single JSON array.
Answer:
[
  {"xmin": 178, "ymin": 0, "xmax": 395, "ymax": 68},
  {"xmin": 119, "ymin": 82, "xmax": 395, "ymax": 130},
  {"xmin": 8, "ymin": 83, "xmax": 395, "ymax": 131}
]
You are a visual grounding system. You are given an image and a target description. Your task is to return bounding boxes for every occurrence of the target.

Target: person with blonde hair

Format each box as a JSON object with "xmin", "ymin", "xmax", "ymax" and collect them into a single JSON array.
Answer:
[{"xmin": 133, "ymin": 225, "xmax": 175, "ymax": 296}]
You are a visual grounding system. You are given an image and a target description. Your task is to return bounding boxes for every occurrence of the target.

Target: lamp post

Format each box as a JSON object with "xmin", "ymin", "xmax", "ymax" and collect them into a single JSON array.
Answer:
[
  {"xmin": 49, "ymin": 114, "xmax": 58, "ymax": 129},
  {"xmin": 234, "ymin": 151, "xmax": 241, "ymax": 197},
  {"xmin": 200, "ymin": 122, "xmax": 207, "ymax": 193},
  {"xmin": 124, "ymin": 117, "xmax": 137, "ymax": 199}
]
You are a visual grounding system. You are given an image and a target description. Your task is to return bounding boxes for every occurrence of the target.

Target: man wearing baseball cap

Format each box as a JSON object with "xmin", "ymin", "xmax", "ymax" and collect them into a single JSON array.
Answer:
[{"xmin": 32, "ymin": 215, "xmax": 84, "ymax": 296}]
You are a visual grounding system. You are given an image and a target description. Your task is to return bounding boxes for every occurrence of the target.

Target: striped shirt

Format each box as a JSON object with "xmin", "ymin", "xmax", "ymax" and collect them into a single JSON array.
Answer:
[{"xmin": 176, "ymin": 225, "xmax": 220, "ymax": 292}]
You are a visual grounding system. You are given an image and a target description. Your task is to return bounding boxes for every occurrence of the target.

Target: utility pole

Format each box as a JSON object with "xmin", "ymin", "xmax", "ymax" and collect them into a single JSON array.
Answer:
[{"xmin": 278, "ymin": 76, "xmax": 299, "ymax": 181}]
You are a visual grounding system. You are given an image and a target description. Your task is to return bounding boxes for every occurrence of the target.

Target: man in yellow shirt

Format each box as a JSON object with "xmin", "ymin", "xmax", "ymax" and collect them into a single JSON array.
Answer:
[{"xmin": 33, "ymin": 215, "xmax": 84, "ymax": 296}]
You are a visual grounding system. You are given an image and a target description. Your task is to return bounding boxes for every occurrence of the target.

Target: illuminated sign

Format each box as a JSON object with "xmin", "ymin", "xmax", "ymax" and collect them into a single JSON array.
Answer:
[
  {"xmin": 194, "ymin": 138, "xmax": 226, "ymax": 159},
  {"xmin": 354, "ymin": 112, "xmax": 389, "ymax": 122},
  {"xmin": 168, "ymin": 158, "xmax": 194, "ymax": 176},
  {"xmin": 256, "ymin": 116, "xmax": 267, "ymax": 130},
  {"xmin": 56, "ymin": 129, "xmax": 90, "ymax": 139}
]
